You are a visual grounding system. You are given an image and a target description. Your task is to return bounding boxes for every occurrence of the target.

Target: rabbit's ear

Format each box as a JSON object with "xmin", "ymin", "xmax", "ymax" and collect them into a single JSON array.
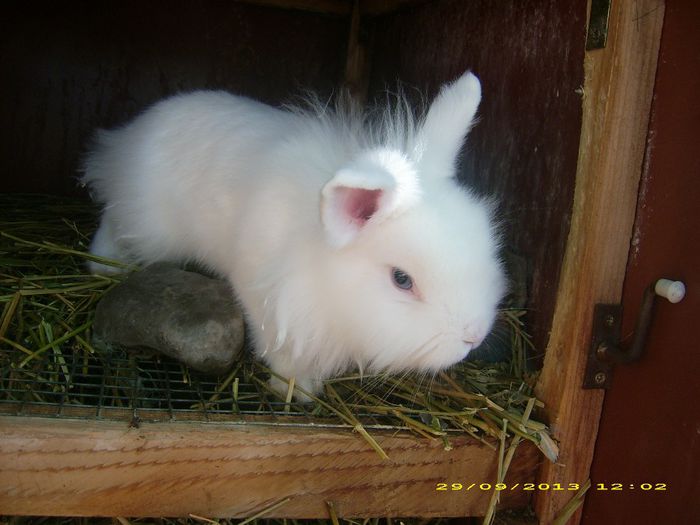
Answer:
[
  {"xmin": 321, "ymin": 164, "xmax": 397, "ymax": 248},
  {"xmin": 418, "ymin": 71, "xmax": 481, "ymax": 179},
  {"xmin": 321, "ymin": 150, "xmax": 421, "ymax": 248}
]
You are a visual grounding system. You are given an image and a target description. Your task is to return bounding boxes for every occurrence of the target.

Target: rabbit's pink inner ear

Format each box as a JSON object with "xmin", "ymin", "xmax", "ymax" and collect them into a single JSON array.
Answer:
[
  {"xmin": 337, "ymin": 187, "xmax": 383, "ymax": 225},
  {"xmin": 321, "ymin": 185, "xmax": 386, "ymax": 247}
]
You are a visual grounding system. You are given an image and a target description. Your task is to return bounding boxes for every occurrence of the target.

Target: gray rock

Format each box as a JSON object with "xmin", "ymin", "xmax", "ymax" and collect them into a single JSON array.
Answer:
[{"xmin": 94, "ymin": 263, "xmax": 245, "ymax": 374}]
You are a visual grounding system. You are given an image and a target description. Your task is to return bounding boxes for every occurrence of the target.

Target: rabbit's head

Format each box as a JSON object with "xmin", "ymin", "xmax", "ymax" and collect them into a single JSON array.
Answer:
[{"xmin": 313, "ymin": 73, "xmax": 506, "ymax": 375}]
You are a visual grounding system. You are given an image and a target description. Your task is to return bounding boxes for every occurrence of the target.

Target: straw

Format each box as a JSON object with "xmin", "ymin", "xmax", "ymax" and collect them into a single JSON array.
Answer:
[{"xmin": 1, "ymin": 194, "xmax": 555, "ymax": 466}]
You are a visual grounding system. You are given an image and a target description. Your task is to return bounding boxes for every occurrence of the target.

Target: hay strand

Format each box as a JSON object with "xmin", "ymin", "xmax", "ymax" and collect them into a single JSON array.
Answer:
[{"xmin": 1, "ymin": 194, "xmax": 555, "ymax": 469}]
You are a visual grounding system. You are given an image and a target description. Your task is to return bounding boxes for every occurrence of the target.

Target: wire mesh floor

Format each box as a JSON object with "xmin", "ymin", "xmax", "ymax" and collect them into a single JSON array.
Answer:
[
  {"xmin": 1, "ymin": 195, "xmax": 544, "ymax": 452},
  {"xmin": 0, "ymin": 344, "xmax": 433, "ymax": 430}
]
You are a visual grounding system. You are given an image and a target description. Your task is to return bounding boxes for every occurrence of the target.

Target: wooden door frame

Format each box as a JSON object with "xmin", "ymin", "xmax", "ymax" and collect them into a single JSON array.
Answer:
[{"xmin": 534, "ymin": 1, "xmax": 665, "ymax": 523}]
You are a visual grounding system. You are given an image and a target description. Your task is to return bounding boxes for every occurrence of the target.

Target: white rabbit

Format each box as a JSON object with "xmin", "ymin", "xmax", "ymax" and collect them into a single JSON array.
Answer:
[{"xmin": 82, "ymin": 72, "xmax": 506, "ymax": 397}]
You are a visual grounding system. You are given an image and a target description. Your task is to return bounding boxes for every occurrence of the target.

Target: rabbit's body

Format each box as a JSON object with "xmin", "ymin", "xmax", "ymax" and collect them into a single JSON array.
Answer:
[{"xmin": 84, "ymin": 73, "xmax": 506, "ymax": 395}]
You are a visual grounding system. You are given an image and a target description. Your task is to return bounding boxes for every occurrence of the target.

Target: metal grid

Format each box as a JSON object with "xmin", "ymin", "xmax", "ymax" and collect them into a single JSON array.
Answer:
[
  {"xmin": 0, "ymin": 197, "xmax": 525, "ymax": 434},
  {"xmin": 0, "ymin": 345, "xmax": 418, "ymax": 430}
]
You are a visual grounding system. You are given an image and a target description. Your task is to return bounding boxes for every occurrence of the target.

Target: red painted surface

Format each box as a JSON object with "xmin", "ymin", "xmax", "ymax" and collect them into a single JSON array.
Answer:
[{"xmin": 583, "ymin": 1, "xmax": 700, "ymax": 523}]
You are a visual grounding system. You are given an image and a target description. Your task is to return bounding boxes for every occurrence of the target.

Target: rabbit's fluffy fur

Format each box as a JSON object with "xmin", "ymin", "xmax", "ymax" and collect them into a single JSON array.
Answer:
[{"xmin": 83, "ymin": 72, "xmax": 506, "ymax": 396}]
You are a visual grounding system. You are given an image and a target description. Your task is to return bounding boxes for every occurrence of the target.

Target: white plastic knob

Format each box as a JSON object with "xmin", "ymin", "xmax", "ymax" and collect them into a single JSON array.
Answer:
[{"xmin": 654, "ymin": 279, "xmax": 686, "ymax": 303}]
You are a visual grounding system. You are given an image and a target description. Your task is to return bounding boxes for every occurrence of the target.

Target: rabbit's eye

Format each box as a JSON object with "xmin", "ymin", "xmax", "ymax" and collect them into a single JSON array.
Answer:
[{"xmin": 391, "ymin": 267, "xmax": 413, "ymax": 291}]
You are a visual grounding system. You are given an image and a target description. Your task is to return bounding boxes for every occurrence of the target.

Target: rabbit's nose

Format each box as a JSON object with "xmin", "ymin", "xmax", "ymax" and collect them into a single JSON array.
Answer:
[{"xmin": 463, "ymin": 331, "xmax": 485, "ymax": 349}]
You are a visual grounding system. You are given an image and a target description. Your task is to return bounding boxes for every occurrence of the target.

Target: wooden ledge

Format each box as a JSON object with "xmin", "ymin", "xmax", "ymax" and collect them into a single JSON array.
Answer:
[{"xmin": 0, "ymin": 415, "xmax": 539, "ymax": 518}]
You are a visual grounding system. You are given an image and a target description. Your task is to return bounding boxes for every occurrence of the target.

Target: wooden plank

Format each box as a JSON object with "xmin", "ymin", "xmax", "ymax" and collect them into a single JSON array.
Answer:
[
  {"xmin": 343, "ymin": 0, "xmax": 371, "ymax": 103},
  {"xmin": 232, "ymin": 0, "xmax": 431, "ymax": 17},
  {"xmin": 533, "ymin": 1, "xmax": 665, "ymax": 523},
  {"xmin": 360, "ymin": 0, "xmax": 431, "ymax": 16},
  {"xmin": 0, "ymin": 416, "xmax": 540, "ymax": 518},
  {"xmin": 233, "ymin": 0, "xmax": 351, "ymax": 15}
]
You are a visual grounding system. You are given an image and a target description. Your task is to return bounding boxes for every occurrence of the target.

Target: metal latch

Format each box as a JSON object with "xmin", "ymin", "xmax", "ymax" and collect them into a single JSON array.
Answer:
[{"xmin": 583, "ymin": 279, "xmax": 686, "ymax": 389}]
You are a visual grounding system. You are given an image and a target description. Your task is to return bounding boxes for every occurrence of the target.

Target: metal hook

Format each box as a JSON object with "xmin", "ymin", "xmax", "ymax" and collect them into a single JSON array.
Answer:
[{"xmin": 583, "ymin": 279, "xmax": 686, "ymax": 388}]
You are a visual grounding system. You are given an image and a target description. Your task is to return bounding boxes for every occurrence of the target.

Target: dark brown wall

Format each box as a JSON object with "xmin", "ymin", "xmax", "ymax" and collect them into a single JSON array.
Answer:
[
  {"xmin": 0, "ymin": 0, "xmax": 349, "ymax": 196},
  {"xmin": 1, "ymin": 0, "xmax": 585, "ymax": 354},
  {"xmin": 367, "ymin": 0, "xmax": 587, "ymax": 350}
]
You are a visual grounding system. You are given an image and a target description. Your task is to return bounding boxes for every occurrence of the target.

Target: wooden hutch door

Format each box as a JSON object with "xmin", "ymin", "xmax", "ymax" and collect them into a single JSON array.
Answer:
[{"xmin": 582, "ymin": 1, "xmax": 700, "ymax": 523}]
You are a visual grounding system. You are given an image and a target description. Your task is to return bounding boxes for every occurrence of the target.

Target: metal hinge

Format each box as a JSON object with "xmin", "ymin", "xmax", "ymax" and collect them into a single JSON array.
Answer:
[{"xmin": 587, "ymin": 0, "xmax": 612, "ymax": 50}]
